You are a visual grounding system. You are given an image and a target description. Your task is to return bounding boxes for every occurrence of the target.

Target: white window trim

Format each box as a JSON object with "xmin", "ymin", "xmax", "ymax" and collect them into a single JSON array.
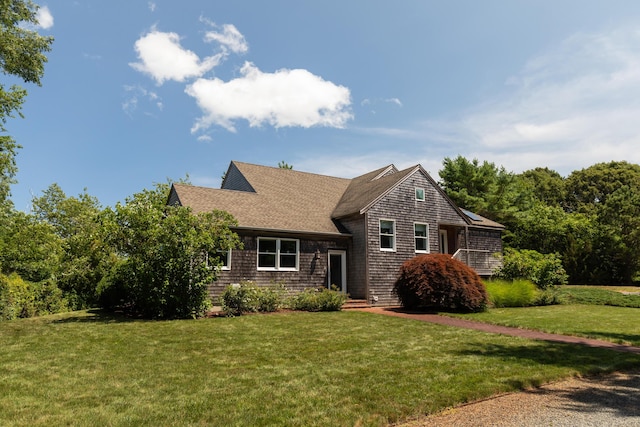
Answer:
[
  {"xmin": 219, "ymin": 249, "xmax": 231, "ymax": 271},
  {"xmin": 379, "ymin": 219, "xmax": 396, "ymax": 252},
  {"xmin": 414, "ymin": 222, "xmax": 429, "ymax": 253},
  {"xmin": 415, "ymin": 187, "xmax": 425, "ymax": 201},
  {"xmin": 257, "ymin": 237, "xmax": 300, "ymax": 271}
]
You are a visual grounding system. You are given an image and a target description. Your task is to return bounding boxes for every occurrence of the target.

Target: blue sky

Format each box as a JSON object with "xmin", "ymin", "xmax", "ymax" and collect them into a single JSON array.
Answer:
[{"xmin": 9, "ymin": 1, "xmax": 640, "ymax": 210}]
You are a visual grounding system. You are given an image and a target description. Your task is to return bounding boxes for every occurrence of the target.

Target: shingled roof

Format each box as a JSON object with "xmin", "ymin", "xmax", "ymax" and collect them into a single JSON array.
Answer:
[
  {"xmin": 169, "ymin": 161, "xmax": 504, "ymax": 235},
  {"xmin": 171, "ymin": 162, "xmax": 351, "ymax": 235}
]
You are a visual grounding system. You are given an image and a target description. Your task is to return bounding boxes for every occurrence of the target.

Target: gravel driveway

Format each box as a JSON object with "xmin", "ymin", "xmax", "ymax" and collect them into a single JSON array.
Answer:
[{"xmin": 400, "ymin": 370, "xmax": 640, "ymax": 426}]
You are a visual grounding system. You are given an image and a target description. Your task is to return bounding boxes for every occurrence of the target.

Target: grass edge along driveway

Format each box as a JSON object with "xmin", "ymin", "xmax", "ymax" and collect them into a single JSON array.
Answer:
[{"xmin": 1, "ymin": 309, "xmax": 639, "ymax": 427}]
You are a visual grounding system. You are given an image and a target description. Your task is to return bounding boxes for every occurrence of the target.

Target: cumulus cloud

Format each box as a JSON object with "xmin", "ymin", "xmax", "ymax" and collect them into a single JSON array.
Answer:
[
  {"xmin": 130, "ymin": 29, "xmax": 222, "ymax": 84},
  {"xmin": 186, "ymin": 61, "xmax": 352, "ymax": 133},
  {"xmin": 202, "ymin": 20, "xmax": 248, "ymax": 54},
  {"xmin": 36, "ymin": 6, "xmax": 53, "ymax": 29},
  {"xmin": 418, "ymin": 25, "xmax": 640, "ymax": 175}
]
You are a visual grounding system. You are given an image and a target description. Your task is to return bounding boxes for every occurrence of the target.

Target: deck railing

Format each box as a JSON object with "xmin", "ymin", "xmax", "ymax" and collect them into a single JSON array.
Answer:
[{"xmin": 452, "ymin": 249, "xmax": 502, "ymax": 276}]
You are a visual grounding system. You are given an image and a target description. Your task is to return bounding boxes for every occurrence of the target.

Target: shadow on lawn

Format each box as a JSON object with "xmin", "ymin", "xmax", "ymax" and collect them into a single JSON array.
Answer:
[
  {"xmin": 456, "ymin": 342, "xmax": 640, "ymax": 416},
  {"xmin": 575, "ymin": 331, "xmax": 640, "ymax": 347},
  {"xmin": 527, "ymin": 371, "xmax": 640, "ymax": 418},
  {"xmin": 53, "ymin": 309, "xmax": 142, "ymax": 324}
]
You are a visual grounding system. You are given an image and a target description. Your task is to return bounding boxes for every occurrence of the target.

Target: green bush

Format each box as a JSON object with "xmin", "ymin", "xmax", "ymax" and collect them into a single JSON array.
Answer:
[
  {"xmin": 287, "ymin": 287, "xmax": 347, "ymax": 312},
  {"xmin": 484, "ymin": 279, "xmax": 538, "ymax": 307},
  {"xmin": 0, "ymin": 273, "xmax": 67, "ymax": 320},
  {"xmin": 393, "ymin": 254, "xmax": 488, "ymax": 313},
  {"xmin": 496, "ymin": 249, "xmax": 568, "ymax": 289},
  {"xmin": 219, "ymin": 282, "xmax": 286, "ymax": 316}
]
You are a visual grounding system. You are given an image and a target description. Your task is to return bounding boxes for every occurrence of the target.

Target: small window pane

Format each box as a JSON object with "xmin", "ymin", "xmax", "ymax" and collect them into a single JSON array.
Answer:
[
  {"xmin": 280, "ymin": 240, "xmax": 297, "ymax": 254},
  {"xmin": 415, "ymin": 238, "xmax": 427, "ymax": 251},
  {"xmin": 415, "ymin": 188, "xmax": 425, "ymax": 201},
  {"xmin": 380, "ymin": 220, "xmax": 394, "ymax": 234},
  {"xmin": 415, "ymin": 224, "xmax": 427, "ymax": 237},
  {"xmin": 258, "ymin": 239, "xmax": 277, "ymax": 253},
  {"xmin": 280, "ymin": 254, "xmax": 297, "ymax": 268},
  {"xmin": 381, "ymin": 235, "xmax": 394, "ymax": 249},
  {"xmin": 258, "ymin": 253, "xmax": 276, "ymax": 268}
]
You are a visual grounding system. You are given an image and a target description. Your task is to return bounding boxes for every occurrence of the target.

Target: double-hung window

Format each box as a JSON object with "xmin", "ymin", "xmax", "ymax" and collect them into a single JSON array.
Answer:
[
  {"xmin": 257, "ymin": 238, "xmax": 299, "ymax": 270},
  {"xmin": 379, "ymin": 220, "xmax": 396, "ymax": 251},
  {"xmin": 414, "ymin": 223, "xmax": 429, "ymax": 253},
  {"xmin": 415, "ymin": 187, "xmax": 425, "ymax": 201}
]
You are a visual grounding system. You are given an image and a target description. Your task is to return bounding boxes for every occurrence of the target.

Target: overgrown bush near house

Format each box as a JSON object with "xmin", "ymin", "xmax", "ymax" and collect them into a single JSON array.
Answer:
[
  {"xmin": 484, "ymin": 279, "xmax": 537, "ymax": 307},
  {"xmin": 393, "ymin": 254, "xmax": 488, "ymax": 312},
  {"xmin": 496, "ymin": 248, "xmax": 568, "ymax": 289},
  {"xmin": 0, "ymin": 273, "xmax": 68, "ymax": 320},
  {"xmin": 219, "ymin": 282, "xmax": 286, "ymax": 316},
  {"xmin": 287, "ymin": 287, "xmax": 347, "ymax": 312}
]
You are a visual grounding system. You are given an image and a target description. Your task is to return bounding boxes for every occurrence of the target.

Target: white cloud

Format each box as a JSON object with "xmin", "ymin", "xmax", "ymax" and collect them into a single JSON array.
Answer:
[
  {"xmin": 186, "ymin": 61, "xmax": 352, "ymax": 133},
  {"xmin": 402, "ymin": 24, "xmax": 640, "ymax": 175},
  {"xmin": 202, "ymin": 21, "xmax": 248, "ymax": 54},
  {"xmin": 122, "ymin": 85, "xmax": 163, "ymax": 116},
  {"xmin": 36, "ymin": 6, "xmax": 54, "ymax": 29},
  {"xmin": 130, "ymin": 29, "xmax": 222, "ymax": 85},
  {"xmin": 385, "ymin": 98, "xmax": 403, "ymax": 107},
  {"xmin": 148, "ymin": 2, "xmax": 156, "ymax": 12}
]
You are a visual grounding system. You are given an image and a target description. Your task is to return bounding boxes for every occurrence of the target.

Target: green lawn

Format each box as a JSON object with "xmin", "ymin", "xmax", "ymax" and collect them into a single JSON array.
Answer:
[
  {"xmin": 2, "ymin": 310, "xmax": 640, "ymax": 426},
  {"xmin": 452, "ymin": 304, "xmax": 640, "ymax": 346}
]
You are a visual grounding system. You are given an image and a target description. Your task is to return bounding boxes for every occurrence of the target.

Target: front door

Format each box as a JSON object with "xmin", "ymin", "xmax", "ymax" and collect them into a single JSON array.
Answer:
[
  {"xmin": 328, "ymin": 250, "xmax": 347, "ymax": 293},
  {"xmin": 439, "ymin": 229, "xmax": 449, "ymax": 254}
]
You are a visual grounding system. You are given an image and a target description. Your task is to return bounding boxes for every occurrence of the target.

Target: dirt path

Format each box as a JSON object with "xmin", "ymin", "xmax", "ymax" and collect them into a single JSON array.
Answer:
[{"xmin": 354, "ymin": 307, "xmax": 640, "ymax": 354}]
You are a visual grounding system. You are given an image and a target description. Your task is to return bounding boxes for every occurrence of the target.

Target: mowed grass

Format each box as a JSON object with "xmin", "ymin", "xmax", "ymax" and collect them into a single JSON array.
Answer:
[
  {"xmin": 454, "ymin": 304, "xmax": 640, "ymax": 346},
  {"xmin": 2, "ymin": 311, "xmax": 640, "ymax": 426}
]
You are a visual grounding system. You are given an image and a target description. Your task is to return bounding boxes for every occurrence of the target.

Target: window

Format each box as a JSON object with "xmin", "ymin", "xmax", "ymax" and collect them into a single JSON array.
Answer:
[
  {"xmin": 206, "ymin": 250, "xmax": 231, "ymax": 270},
  {"xmin": 379, "ymin": 220, "xmax": 395, "ymax": 251},
  {"xmin": 257, "ymin": 238, "xmax": 299, "ymax": 270},
  {"xmin": 414, "ymin": 223, "xmax": 429, "ymax": 253},
  {"xmin": 415, "ymin": 187, "xmax": 425, "ymax": 201},
  {"xmin": 218, "ymin": 249, "xmax": 231, "ymax": 270}
]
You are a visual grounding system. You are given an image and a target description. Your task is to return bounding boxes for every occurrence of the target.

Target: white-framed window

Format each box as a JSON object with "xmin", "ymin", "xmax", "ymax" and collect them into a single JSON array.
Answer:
[
  {"xmin": 218, "ymin": 249, "xmax": 231, "ymax": 270},
  {"xmin": 415, "ymin": 187, "xmax": 425, "ymax": 201},
  {"xmin": 414, "ymin": 223, "xmax": 429, "ymax": 253},
  {"xmin": 379, "ymin": 219, "xmax": 396, "ymax": 251},
  {"xmin": 206, "ymin": 250, "xmax": 231, "ymax": 271},
  {"xmin": 257, "ymin": 237, "xmax": 299, "ymax": 271}
]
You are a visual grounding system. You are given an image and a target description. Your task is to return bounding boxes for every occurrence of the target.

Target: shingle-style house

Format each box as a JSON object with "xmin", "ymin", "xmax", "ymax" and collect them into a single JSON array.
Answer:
[{"xmin": 168, "ymin": 161, "xmax": 504, "ymax": 306}]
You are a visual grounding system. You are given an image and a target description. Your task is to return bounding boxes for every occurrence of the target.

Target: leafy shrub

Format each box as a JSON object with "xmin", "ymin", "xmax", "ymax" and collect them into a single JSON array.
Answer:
[
  {"xmin": 393, "ymin": 254, "xmax": 488, "ymax": 313},
  {"xmin": 0, "ymin": 273, "xmax": 67, "ymax": 320},
  {"xmin": 496, "ymin": 249, "xmax": 568, "ymax": 289},
  {"xmin": 287, "ymin": 287, "xmax": 347, "ymax": 312},
  {"xmin": 484, "ymin": 279, "xmax": 537, "ymax": 307},
  {"xmin": 219, "ymin": 282, "xmax": 286, "ymax": 316}
]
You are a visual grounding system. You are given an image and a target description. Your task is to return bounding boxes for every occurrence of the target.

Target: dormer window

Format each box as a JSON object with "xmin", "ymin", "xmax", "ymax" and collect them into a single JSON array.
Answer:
[{"xmin": 415, "ymin": 187, "xmax": 425, "ymax": 201}]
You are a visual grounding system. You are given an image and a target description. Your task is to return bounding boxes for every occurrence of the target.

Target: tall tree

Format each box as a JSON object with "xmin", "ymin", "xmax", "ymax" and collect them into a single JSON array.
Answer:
[
  {"xmin": 31, "ymin": 184, "xmax": 110, "ymax": 308},
  {"xmin": 0, "ymin": 0, "xmax": 53, "ymax": 204},
  {"xmin": 518, "ymin": 167, "xmax": 566, "ymax": 207},
  {"xmin": 438, "ymin": 155, "xmax": 521, "ymax": 221}
]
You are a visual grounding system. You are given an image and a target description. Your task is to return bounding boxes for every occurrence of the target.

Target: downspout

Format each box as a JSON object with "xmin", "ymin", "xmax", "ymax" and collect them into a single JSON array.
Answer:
[
  {"xmin": 465, "ymin": 225, "xmax": 470, "ymax": 266},
  {"xmin": 364, "ymin": 211, "xmax": 371, "ymax": 305}
]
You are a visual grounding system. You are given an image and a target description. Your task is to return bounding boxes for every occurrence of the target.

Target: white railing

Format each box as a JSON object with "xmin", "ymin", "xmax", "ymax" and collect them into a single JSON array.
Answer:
[{"xmin": 453, "ymin": 249, "xmax": 502, "ymax": 276}]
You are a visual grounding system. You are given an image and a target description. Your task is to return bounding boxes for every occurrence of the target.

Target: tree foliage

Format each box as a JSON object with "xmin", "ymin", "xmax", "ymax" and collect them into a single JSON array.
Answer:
[
  {"xmin": 31, "ymin": 184, "xmax": 112, "ymax": 308},
  {"xmin": 99, "ymin": 183, "xmax": 241, "ymax": 318},
  {"xmin": 0, "ymin": 0, "xmax": 53, "ymax": 203},
  {"xmin": 444, "ymin": 156, "xmax": 640, "ymax": 284},
  {"xmin": 438, "ymin": 155, "xmax": 522, "ymax": 222}
]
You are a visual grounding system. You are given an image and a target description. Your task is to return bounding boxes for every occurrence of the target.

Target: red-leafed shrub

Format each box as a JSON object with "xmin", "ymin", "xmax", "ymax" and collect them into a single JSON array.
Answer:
[{"xmin": 393, "ymin": 254, "xmax": 488, "ymax": 312}]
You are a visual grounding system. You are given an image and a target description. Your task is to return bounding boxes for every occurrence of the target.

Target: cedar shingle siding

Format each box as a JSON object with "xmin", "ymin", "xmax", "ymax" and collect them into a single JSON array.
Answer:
[{"xmin": 169, "ymin": 161, "xmax": 504, "ymax": 306}]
